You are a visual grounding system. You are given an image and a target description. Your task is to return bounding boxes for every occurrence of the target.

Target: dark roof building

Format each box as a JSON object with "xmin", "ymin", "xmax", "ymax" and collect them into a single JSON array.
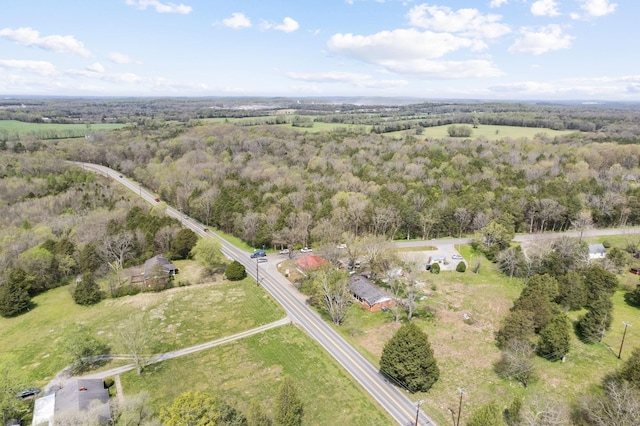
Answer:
[
  {"xmin": 143, "ymin": 255, "xmax": 178, "ymax": 280},
  {"xmin": 32, "ymin": 379, "xmax": 110, "ymax": 425},
  {"xmin": 349, "ymin": 275, "xmax": 394, "ymax": 312}
]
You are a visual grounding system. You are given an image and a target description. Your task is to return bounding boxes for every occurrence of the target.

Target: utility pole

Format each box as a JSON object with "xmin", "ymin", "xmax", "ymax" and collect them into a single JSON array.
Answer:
[
  {"xmin": 414, "ymin": 400, "xmax": 424, "ymax": 426},
  {"xmin": 618, "ymin": 322, "xmax": 631, "ymax": 359},
  {"xmin": 456, "ymin": 388, "xmax": 465, "ymax": 426}
]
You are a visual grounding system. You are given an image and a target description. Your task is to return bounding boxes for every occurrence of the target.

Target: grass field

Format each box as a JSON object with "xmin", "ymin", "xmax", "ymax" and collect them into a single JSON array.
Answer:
[
  {"xmin": 0, "ymin": 267, "xmax": 393, "ymax": 424},
  {"xmin": 387, "ymin": 123, "xmax": 578, "ymax": 141},
  {"xmin": 0, "ymin": 120, "xmax": 123, "ymax": 136},
  {"xmin": 330, "ymin": 242, "xmax": 640, "ymax": 425}
]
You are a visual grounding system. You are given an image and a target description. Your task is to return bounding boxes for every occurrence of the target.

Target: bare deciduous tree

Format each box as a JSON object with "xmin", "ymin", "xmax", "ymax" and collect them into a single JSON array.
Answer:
[
  {"xmin": 572, "ymin": 210, "xmax": 594, "ymax": 242},
  {"xmin": 116, "ymin": 314, "xmax": 154, "ymax": 376}
]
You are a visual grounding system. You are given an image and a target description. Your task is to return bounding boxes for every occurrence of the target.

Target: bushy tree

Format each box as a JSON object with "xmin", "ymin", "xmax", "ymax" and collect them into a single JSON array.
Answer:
[
  {"xmin": 511, "ymin": 287, "xmax": 555, "ymax": 333},
  {"xmin": 225, "ymin": 261, "xmax": 246, "ymax": 281},
  {"xmin": 0, "ymin": 274, "xmax": 31, "ymax": 317},
  {"xmin": 455, "ymin": 261, "xmax": 466, "ymax": 272},
  {"xmin": 537, "ymin": 313, "xmax": 571, "ymax": 360},
  {"xmin": 619, "ymin": 346, "xmax": 640, "ymax": 387},
  {"xmin": 160, "ymin": 391, "xmax": 220, "ymax": 425},
  {"xmin": 72, "ymin": 273, "xmax": 102, "ymax": 305},
  {"xmin": 467, "ymin": 402, "xmax": 504, "ymax": 426},
  {"xmin": 578, "ymin": 295, "xmax": 613, "ymax": 342},
  {"xmin": 273, "ymin": 377, "xmax": 303, "ymax": 426},
  {"xmin": 555, "ymin": 271, "xmax": 587, "ymax": 310},
  {"xmin": 583, "ymin": 265, "xmax": 618, "ymax": 306},
  {"xmin": 192, "ymin": 238, "xmax": 224, "ymax": 272},
  {"xmin": 473, "ymin": 221, "xmax": 515, "ymax": 261},
  {"xmin": 495, "ymin": 310, "xmax": 536, "ymax": 349},
  {"xmin": 447, "ymin": 124, "xmax": 473, "ymax": 137},
  {"xmin": 171, "ymin": 228, "xmax": 198, "ymax": 259},
  {"xmin": 429, "ymin": 262, "xmax": 440, "ymax": 274},
  {"xmin": 628, "ymin": 283, "xmax": 640, "ymax": 307},
  {"xmin": 379, "ymin": 322, "xmax": 439, "ymax": 392}
]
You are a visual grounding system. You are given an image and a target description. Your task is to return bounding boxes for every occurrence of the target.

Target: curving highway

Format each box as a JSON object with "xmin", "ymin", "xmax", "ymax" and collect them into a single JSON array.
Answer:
[{"xmin": 73, "ymin": 162, "xmax": 435, "ymax": 426}]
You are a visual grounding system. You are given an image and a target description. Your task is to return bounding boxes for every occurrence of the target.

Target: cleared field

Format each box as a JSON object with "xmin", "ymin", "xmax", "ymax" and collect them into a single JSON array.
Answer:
[
  {"xmin": 0, "ymin": 120, "xmax": 123, "ymax": 136},
  {"xmin": 415, "ymin": 123, "xmax": 577, "ymax": 141}
]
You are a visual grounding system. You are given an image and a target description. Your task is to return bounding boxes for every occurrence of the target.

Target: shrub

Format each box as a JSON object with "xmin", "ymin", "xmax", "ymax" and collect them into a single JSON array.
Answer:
[
  {"xmin": 103, "ymin": 378, "xmax": 115, "ymax": 388},
  {"xmin": 456, "ymin": 261, "xmax": 466, "ymax": 272},
  {"xmin": 602, "ymin": 240, "xmax": 611, "ymax": 248},
  {"xmin": 72, "ymin": 273, "xmax": 102, "ymax": 306},
  {"xmin": 430, "ymin": 263, "xmax": 440, "ymax": 274},
  {"xmin": 225, "ymin": 261, "xmax": 246, "ymax": 281},
  {"xmin": 113, "ymin": 285, "xmax": 141, "ymax": 298}
]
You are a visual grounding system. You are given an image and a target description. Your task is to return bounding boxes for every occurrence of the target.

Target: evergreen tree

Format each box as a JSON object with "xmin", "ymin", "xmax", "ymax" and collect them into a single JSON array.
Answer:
[
  {"xmin": 467, "ymin": 402, "xmax": 504, "ymax": 426},
  {"xmin": 537, "ymin": 313, "xmax": 571, "ymax": 360},
  {"xmin": 379, "ymin": 322, "xmax": 439, "ymax": 393},
  {"xmin": 583, "ymin": 265, "xmax": 618, "ymax": 306},
  {"xmin": 495, "ymin": 310, "xmax": 536, "ymax": 349},
  {"xmin": 72, "ymin": 273, "xmax": 102, "ymax": 305},
  {"xmin": 273, "ymin": 377, "xmax": 303, "ymax": 426},
  {"xmin": 0, "ymin": 276, "xmax": 31, "ymax": 317},
  {"xmin": 619, "ymin": 346, "xmax": 640, "ymax": 387},
  {"xmin": 511, "ymin": 287, "xmax": 555, "ymax": 333},
  {"xmin": 171, "ymin": 228, "xmax": 198, "ymax": 259},
  {"xmin": 627, "ymin": 283, "xmax": 640, "ymax": 307},
  {"xmin": 555, "ymin": 271, "xmax": 587, "ymax": 310},
  {"xmin": 578, "ymin": 295, "xmax": 613, "ymax": 342}
]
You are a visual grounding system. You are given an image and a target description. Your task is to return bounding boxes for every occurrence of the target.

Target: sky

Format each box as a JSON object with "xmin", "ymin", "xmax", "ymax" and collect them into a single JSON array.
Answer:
[{"xmin": 0, "ymin": 0, "xmax": 638, "ymax": 101}]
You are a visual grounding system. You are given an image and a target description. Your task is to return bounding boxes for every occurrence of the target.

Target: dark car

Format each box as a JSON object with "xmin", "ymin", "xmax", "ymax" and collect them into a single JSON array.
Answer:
[
  {"xmin": 250, "ymin": 250, "xmax": 267, "ymax": 258},
  {"xmin": 17, "ymin": 387, "xmax": 40, "ymax": 399},
  {"xmin": 631, "ymin": 267, "xmax": 640, "ymax": 275},
  {"xmin": 154, "ymin": 198, "xmax": 160, "ymax": 202}
]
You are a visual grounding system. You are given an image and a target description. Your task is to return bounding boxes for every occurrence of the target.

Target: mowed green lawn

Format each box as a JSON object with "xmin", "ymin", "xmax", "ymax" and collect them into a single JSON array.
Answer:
[
  {"xmin": 0, "ymin": 272, "xmax": 393, "ymax": 423},
  {"xmin": 418, "ymin": 123, "xmax": 576, "ymax": 140}
]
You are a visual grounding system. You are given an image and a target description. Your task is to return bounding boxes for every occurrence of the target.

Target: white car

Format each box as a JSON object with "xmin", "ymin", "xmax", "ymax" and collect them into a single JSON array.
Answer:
[
  {"xmin": 336, "ymin": 243, "xmax": 347, "ymax": 249},
  {"xmin": 451, "ymin": 254, "xmax": 463, "ymax": 260},
  {"xmin": 257, "ymin": 258, "xmax": 268, "ymax": 263},
  {"xmin": 300, "ymin": 247, "xmax": 313, "ymax": 253},
  {"xmin": 279, "ymin": 248, "xmax": 290, "ymax": 255}
]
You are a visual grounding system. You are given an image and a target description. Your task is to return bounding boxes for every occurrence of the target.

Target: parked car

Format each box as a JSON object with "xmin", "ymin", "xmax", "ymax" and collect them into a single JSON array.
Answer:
[
  {"xmin": 257, "ymin": 258, "xmax": 268, "ymax": 263},
  {"xmin": 250, "ymin": 249, "xmax": 267, "ymax": 258},
  {"xmin": 336, "ymin": 243, "xmax": 347, "ymax": 249},
  {"xmin": 17, "ymin": 387, "xmax": 40, "ymax": 399},
  {"xmin": 279, "ymin": 248, "xmax": 290, "ymax": 255},
  {"xmin": 631, "ymin": 267, "xmax": 640, "ymax": 275},
  {"xmin": 300, "ymin": 247, "xmax": 313, "ymax": 253},
  {"xmin": 452, "ymin": 254, "xmax": 463, "ymax": 260},
  {"xmin": 154, "ymin": 198, "xmax": 160, "ymax": 202}
]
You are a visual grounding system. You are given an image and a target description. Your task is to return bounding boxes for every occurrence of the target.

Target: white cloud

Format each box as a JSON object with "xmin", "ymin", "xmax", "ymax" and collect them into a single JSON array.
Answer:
[
  {"xmin": 262, "ymin": 17, "xmax": 300, "ymax": 33},
  {"xmin": 531, "ymin": 0, "xmax": 560, "ymax": 17},
  {"xmin": 222, "ymin": 12, "xmax": 252, "ymax": 29},
  {"xmin": 86, "ymin": 63, "xmax": 105, "ymax": 73},
  {"xmin": 125, "ymin": 0, "xmax": 192, "ymax": 14},
  {"xmin": 286, "ymin": 71, "xmax": 408, "ymax": 89},
  {"xmin": 407, "ymin": 4, "xmax": 510, "ymax": 39},
  {"xmin": 328, "ymin": 28, "xmax": 487, "ymax": 63},
  {"xmin": 489, "ymin": 0, "xmax": 508, "ymax": 7},
  {"xmin": 0, "ymin": 59, "xmax": 57, "ymax": 76},
  {"xmin": 580, "ymin": 0, "xmax": 617, "ymax": 17},
  {"xmin": 0, "ymin": 27, "xmax": 91, "ymax": 57},
  {"xmin": 108, "ymin": 52, "xmax": 139, "ymax": 64},
  {"xmin": 378, "ymin": 59, "xmax": 504, "ymax": 79},
  {"xmin": 508, "ymin": 25, "xmax": 573, "ymax": 55}
]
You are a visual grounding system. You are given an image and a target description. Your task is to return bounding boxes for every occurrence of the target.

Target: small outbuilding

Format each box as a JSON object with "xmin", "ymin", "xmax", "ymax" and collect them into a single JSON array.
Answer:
[{"xmin": 588, "ymin": 244, "xmax": 606, "ymax": 259}]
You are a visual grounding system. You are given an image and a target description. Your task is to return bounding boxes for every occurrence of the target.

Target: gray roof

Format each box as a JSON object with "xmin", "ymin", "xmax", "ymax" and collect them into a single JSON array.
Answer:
[
  {"xmin": 588, "ymin": 243, "xmax": 606, "ymax": 254},
  {"xmin": 54, "ymin": 379, "xmax": 110, "ymax": 422},
  {"xmin": 144, "ymin": 255, "xmax": 177, "ymax": 279},
  {"xmin": 350, "ymin": 275, "xmax": 391, "ymax": 306}
]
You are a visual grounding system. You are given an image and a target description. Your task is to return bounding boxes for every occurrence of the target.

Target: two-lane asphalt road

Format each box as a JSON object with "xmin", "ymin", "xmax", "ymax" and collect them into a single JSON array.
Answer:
[{"xmin": 73, "ymin": 162, "xmax": 435, "ymax": 426}]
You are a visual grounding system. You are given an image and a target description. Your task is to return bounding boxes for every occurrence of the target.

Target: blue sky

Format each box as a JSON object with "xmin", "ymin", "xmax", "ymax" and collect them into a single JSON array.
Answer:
[{"xmin": 0, "ymin": 0, "xmax": 637, "ymax": 100}]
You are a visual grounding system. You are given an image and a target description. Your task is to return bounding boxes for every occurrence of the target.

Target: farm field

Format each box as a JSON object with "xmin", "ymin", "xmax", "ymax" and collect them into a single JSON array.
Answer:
[
  {"xmin": 0, "ymin": 119, "xmax": 124, "ymax": 136},
  {"xmin": 386, "ymin": 123, "xmax": 578, "ymax": 141}
]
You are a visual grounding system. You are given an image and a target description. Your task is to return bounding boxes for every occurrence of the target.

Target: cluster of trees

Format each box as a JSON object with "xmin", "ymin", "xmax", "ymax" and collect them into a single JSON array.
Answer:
[{"xmin": 495, "ymin": 265, "xmax": 619, "ymax": 388}]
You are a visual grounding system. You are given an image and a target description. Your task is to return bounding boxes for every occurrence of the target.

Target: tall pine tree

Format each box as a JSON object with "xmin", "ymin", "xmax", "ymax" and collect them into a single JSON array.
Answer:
[
  {"xmin": 273, "ymin": 376, "xmax": 303, "ymax": 426},
  {"xmin": 379, "ymin": 322, "xmax": 439, "ymax": 392}
]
